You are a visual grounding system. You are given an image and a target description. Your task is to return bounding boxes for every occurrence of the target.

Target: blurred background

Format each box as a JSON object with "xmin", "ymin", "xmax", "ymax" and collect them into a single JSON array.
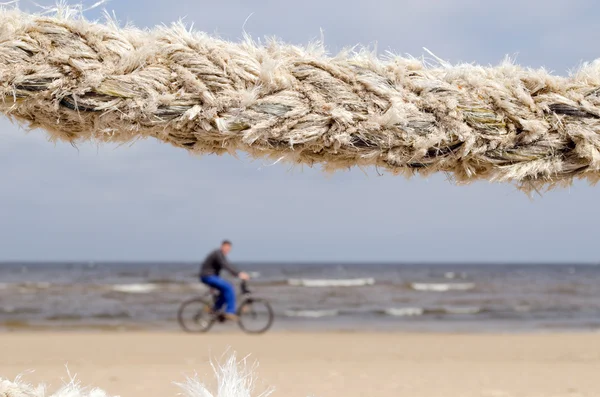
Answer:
[{"xmin": 1, "ymin": 0, "xmax": 599, "ymax": 333}]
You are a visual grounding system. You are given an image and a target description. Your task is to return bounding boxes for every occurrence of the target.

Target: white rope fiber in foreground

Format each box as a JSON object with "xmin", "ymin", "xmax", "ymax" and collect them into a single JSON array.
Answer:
[
  {"xmin": 1, "ymin": 353, "xmax": 274, "ymax": 397},
  {"xmin": 2, "ymin": 5, "xmax": 600, "ymax": 192}
]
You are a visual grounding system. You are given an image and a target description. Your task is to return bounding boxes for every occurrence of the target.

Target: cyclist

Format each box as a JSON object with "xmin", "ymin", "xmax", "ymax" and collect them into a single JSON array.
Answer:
[{"xmin": 199, "ymin": 240, "xmax": 249, "ymax": 320}]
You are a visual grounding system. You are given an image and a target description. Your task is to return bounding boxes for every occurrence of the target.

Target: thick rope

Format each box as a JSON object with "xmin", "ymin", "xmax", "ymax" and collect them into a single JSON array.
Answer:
[{"xmin": 2, "ymin": 8, "xmax": 600, "ymax": 192}]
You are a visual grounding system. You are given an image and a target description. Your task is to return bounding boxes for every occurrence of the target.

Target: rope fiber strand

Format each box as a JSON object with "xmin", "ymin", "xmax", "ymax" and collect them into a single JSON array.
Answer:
[
  {"xmin": 2, "ymin": 6, "xmax": 600, "ymax": 192},
  {"xmin": 0, "ymin": 352, "xmax": 270, "ymax": 397}
]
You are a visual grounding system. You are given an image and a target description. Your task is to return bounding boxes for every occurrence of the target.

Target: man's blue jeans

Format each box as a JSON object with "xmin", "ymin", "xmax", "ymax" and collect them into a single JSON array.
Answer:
[{"xmin": 200, "ymin": 275, "xmax": 236, "ymax": 314}]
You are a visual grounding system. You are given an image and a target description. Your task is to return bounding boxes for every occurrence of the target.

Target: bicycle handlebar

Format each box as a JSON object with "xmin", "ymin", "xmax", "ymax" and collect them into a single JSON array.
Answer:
[{"xmin": 240, "ymin": 280, "xmax": 251, "ymax": 294}]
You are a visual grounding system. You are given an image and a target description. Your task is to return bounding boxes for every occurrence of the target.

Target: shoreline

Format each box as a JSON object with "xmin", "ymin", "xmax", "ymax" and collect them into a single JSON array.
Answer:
[
  {"xmin": 2, "ymin": 327, "xmax": 600, "ymax": 334},
  {"xmin": 2, "ymin": 317, "xmax": 600, "ymax": 335},
  {"xmin": 2, "ymin": 317, "xmax": 600, "ymax": 334}
]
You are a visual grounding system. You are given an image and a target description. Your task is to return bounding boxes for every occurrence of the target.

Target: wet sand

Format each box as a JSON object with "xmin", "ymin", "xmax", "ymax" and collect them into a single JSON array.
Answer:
[{"xmin": 1, "ymin": 331, "xmax": 600, "ymax": 397}]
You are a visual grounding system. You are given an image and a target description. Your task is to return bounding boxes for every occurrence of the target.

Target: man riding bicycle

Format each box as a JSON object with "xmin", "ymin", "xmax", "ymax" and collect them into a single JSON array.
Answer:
[{"xmin": 199, "ymin": 240, "xmax": 249, "ymax": 321}]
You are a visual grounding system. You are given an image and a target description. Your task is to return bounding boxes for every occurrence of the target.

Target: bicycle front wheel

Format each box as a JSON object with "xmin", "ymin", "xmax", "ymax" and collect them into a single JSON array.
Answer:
[
  {"xmin": 237, "ymin": 298, "xmax": 274, "ymax": 334},
  {"xmin": 177, "ymin": 298, "xmax": 215, "ymax": 333}
]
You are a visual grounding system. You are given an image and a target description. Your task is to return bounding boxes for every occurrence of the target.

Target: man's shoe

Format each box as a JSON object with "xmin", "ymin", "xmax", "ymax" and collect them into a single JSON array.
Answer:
[{"xmin": 224, "ymin": 313, "xmax": 239, "ymax": 322}]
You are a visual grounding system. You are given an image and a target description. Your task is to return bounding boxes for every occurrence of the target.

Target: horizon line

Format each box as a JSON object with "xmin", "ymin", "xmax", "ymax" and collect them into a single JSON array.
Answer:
[{"xmin": 0, "ymin": 260, "xmax": 599, "ymax": 266}]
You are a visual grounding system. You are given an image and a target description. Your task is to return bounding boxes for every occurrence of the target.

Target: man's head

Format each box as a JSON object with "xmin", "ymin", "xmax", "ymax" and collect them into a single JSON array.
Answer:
[{"xmin": 220, "ymin": 240, "xmax": 232, "ymax": 255}]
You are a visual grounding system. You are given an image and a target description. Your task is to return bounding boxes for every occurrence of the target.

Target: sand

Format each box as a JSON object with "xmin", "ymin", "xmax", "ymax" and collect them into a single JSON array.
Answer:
[{"xmin": 1, "ymin": 331, "xmax": 600, "ymax": 397}]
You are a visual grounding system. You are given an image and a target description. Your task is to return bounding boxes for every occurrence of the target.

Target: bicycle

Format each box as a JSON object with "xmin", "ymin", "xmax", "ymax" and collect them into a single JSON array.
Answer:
[{"xmin": 177, "ymin": 280, "xmax": 274, "ymax": 334}]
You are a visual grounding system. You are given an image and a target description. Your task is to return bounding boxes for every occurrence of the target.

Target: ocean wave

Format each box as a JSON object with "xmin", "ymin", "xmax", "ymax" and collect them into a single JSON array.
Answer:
[
  {"xmin": 0, "ymin": 282, "xmax": 52, "ymax": 291},
  {"xmin": 382, "ymin": 307, "xmax": 425, "ymax": 317},
  {"xmin": 284, "ymin": 309, "xmax": 340, "ymax": 318},
  {"xmin": 287, "ymin": 278, "xmax": 375, "ymax": 287},
  {"xmin": 547, "ymin": 285, "xmax": 586, "ymax": 295},
  {"xmin": 46, "ymin": 311, "xmax": 132, "ymax": 321},
  {"xmin": 111, "ymin": 284, "xmax": 158, "ymax": 293},
  {"xmin": 441, "ymin": 306, "xmax": 482, "ymax": 315},
  {"xmin": 91, "ymin": 311, "xmax": 132, "ymax": 319},
  {"xmin": 382, "ymin": 306, "xmax": 482, "ymax": 316},
  {"xmin": 146, "ymin": 278, "xmax": 177, "ymax": 285},
  {"xmin": 444, "ymin": 272, "xmax": 468, "ymax": 279},
  {"xmin": 514, "ymin": 305, "xmax": 532, "ymax": 312},
  {"xmin": 244, "ymin": 279, "xmax": 287, "ymax": 287},
  {"xmin": 410, "ymin": 282, "xmax": 475, "ymax": 292},
  {"xmin": 46, "ymin": 314, "xmax": 84, "ymax": 321},
  {"xmin": 1, "ymin": 306, "xmax": 40, "ymax": 314}
]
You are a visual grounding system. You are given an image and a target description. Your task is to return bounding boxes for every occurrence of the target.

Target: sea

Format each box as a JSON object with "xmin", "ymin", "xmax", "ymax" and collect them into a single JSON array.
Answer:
[{"xmin": 1, "ymin": 262, "xmax": 599, "ymax": 332}]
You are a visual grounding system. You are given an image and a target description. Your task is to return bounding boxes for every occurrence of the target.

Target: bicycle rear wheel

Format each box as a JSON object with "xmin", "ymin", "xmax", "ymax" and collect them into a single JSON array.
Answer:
[
  {"xmin": 237, "ymin": 298, "xmax": 274, "ymax": 334},
  {"xmin": 177, "ymin": 298, "xmax": 215, "ymax": 333}
]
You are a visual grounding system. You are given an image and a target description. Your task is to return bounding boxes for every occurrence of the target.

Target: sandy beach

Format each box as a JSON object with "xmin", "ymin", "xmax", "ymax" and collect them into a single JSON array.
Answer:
[{"xmin": 2, "ymin": 331, "xmax": 600, "ymax": 397}]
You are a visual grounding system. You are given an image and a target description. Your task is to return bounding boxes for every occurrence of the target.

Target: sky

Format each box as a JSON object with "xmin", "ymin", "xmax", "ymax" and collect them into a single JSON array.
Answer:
[{"xmin": 1, "ymin": 0, "xmax": 600, "ymax": 263}]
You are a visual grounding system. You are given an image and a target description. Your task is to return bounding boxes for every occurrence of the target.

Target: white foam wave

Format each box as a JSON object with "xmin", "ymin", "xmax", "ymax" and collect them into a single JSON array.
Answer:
[
  {"xmin": 411, "ymin": 282, "xmax": 475, "ymax": 292},
  {"xmin": 284, "ymin": 309, "xmax": 339, "ymax": 318},
  {"xmin": 111, "ymin": 284, "xmax": 158, "ymax": 293},
  {"xmin": 384, "ymin": 307, "xmax": 424, "ymax": 317},
  {"xmin": 288, "ymin": 278, "xmax": 375, "ymax": 287},
  {"xmin": 443, "ymin": 306, "xmax": 482, "ymax": 315},
  {"xmin": 514, "ymin": 305, "xmax": 532, "ymax": 312}
]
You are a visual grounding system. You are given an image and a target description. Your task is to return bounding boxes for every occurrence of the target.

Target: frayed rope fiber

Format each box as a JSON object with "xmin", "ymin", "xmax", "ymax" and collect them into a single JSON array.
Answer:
[
  {"xmin": 1, "ymin": 352, "xmax": 274, "ymax": 397},
  {"xmin": 2, "ymin": 6, "xmax": 600, "ymax": 192}
]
